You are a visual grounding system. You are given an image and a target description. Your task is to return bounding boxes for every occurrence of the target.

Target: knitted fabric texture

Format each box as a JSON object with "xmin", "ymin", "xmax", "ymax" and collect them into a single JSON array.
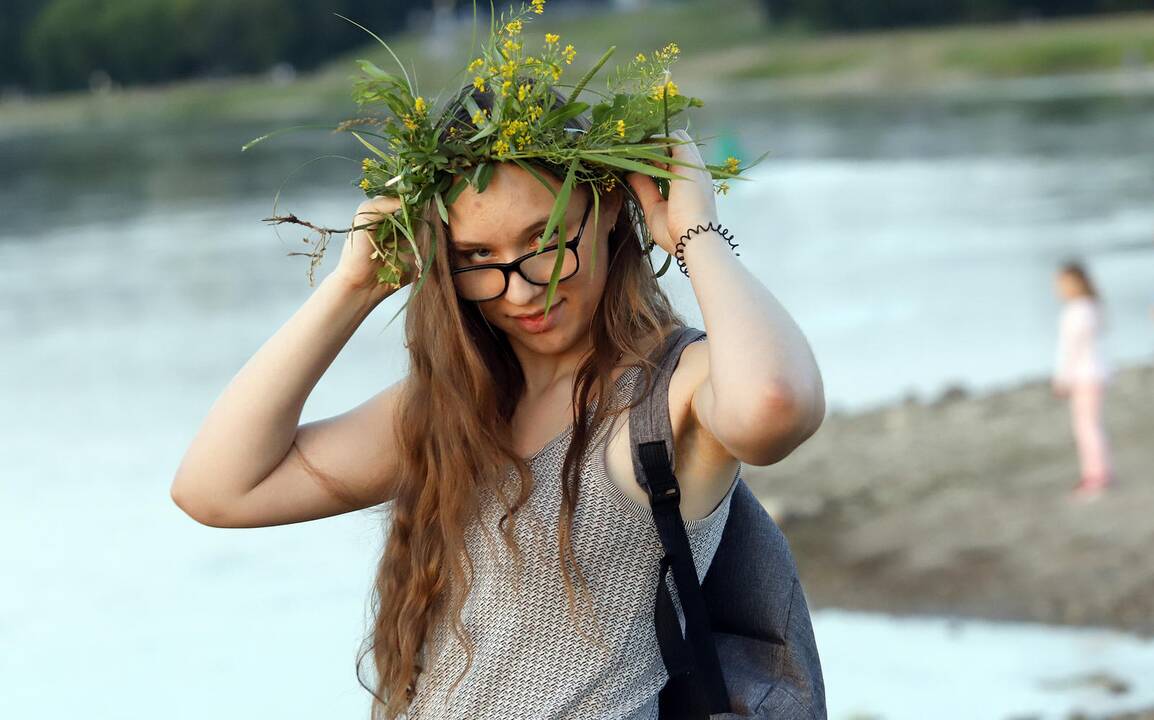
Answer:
[{"xmin": 405, "ymin": 364, "xmax": 740, "ymax": 719}]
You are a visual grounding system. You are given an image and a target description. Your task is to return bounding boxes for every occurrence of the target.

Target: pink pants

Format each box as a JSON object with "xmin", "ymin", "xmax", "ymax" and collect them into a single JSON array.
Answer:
[{"xmin": 1069, "ymin": 383, "xmax": 1113, "ymax": 488}]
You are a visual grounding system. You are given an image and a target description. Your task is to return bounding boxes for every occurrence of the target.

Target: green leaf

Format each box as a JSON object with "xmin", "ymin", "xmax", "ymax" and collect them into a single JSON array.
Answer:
[
  {"xmin": 743, "ymin": 148, "xmax": 773, "ymax": 171},
  {"xmin": 589, "ymin": 185, "xmax": 600, "ymax": 276},
  {"xmin": 590, "ymin": 102, "xmax": 611, "ymax": 127},
  {"xmin": 376, "ymin": 264, "xmax": 403, "ymax": 286},
  {"xmin": 443, "ymin": 175, "xmax": 468, "ymax": 206},
  {"xmin": 542, "ymin": 101, "xmax": 589, "ymax": 129},
  {"xmin": 579, "ymin": 152, "xmax": 681, "ymax": 181},
  {"xmin": 604, "ymin": 145, "xmax": 700, "ymax": 169},
  {"xmin": 467, "ymin": 121, "xmax": 497, "ymax": 142},
  {"xmin": 356, "ymin": 59, "xmax": 400, "ymax": 84},
  {"xmin": 462, "ymin": 94, "xmax": 483, "ymax": 120},
  {"xmin": 434, "ymin": 191, "xmax": 449, "ymax": 224},
  {"xmin": 334, "ymin": 13, "xmax": 412, "ymax": 95},
  {"xmin": 542, "ymin": 159, "xmax": 578, "ymax": 318},
  {"xmin": 350, "ymin": 131, "xmax": 390, "ymax": 160},
  {"xmin": 408, "ymin": 218, "xmax": 438, "ymax": 295},
  {"xmin": 473, "ymin": 162, "xmax": 495, "ymax": 192},
  {"xmin": 566, "ymin": 46, "xmax": 616, "ymax": 105}
]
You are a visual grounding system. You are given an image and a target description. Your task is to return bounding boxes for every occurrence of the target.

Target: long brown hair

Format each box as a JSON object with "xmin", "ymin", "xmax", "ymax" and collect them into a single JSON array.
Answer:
[{"xmin": 355, "ymin": 85, "xmax": 684, "ymax": 719}]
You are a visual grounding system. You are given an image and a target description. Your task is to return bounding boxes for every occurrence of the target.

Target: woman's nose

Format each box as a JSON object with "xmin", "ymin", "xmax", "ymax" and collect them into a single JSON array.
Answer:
[{"xmin": 504, "ymin": 270, "xmax": 544, "ymax": 305}]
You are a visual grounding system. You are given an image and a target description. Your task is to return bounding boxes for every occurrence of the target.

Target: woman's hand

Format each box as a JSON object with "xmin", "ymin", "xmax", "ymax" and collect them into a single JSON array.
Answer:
[
  {"xmin": 332, "ymin": 195, "xmax": 410, "ymax": 302},
  {"xmin": 625, "ymin": 129, "xmax": 719, "ymax": 255}
]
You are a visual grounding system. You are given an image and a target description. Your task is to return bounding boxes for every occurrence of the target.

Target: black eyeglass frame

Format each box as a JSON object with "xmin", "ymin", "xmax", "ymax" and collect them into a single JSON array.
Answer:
[{"xmin": 448, "ymin": 200, "xmax": 593, "ymax": 302}]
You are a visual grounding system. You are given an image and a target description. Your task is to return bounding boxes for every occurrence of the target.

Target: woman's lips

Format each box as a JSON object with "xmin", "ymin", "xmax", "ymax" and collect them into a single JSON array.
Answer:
[{"xmin": 513, "ymin": 299, "xmax": 564, "ymax": 334}]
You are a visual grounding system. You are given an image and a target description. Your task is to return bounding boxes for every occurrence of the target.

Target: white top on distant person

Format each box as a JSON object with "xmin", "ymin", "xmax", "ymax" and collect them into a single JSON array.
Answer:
[{"xmin": 1052, "ymin": 261, "xmax": 1113, "ymax": 497}]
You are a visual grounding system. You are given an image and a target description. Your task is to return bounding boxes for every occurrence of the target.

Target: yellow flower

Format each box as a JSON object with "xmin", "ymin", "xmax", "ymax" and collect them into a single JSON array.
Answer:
[
  {"xmin": 652, "ymin": 80, "xmax": 679, "ymax": 100},
  {"xmin": 413, "ymin": 96, "xmax": 427, "ymax": 115},
  {"xmin": 471, "ymin": 109, "xmax": 488, "ymax": 125},
  {"xmin": 359, "ymin": 178, "xmax": 371, "ymax": 191},
  {"xmin": 562, "ymin": 44, "xmax": 576, "ymax": 64},
  {"xmin": 616, "ymin": 119, "xmax": 625, "ymax": 138},
  {"xmin": 505, "ymin": 20, "xmax": 522, "ymax": 35},
  {"xmin": 635, "ymin": 52, "xmax": 646, "ymax": 62},
  {"xmin": 551, "ymin": 66, "xmax": 562, "ymax": 82},
  {"xmin": 361, "ymin": 158, "xmax": 374, "ymax": 171},
  {"xmin": 503, "ymin": 39, "xmax": 521, "ymax": 54},
  {"xmin": 516, "ymin": 134, "xmax": 530, "ymax": 149},
  {"xmin": 493, "ymin": 139, "xmax": 510, "ymax": 155},
  {"xmin": 654, "ymin": 42, "xmax": 681, "ymax": 64},
  {"xmin": 545, "ymin": 33, "xmax": 559, "ymax": 45},
  {"xmin": 531, "ymin": 0, "xmax": 546, "ymax": 14},
  {"xmin": 468, "ymin": 57, "xmax": 484, "ymax": 73},
  {"xmin": 502, "ymin": 119, "xmax": 527, "ymax": 137},
  {"xmin": 724, "ymin": 156, "xmax": 740, "ymax": 174},
  {"xmin": 501, "ymin": 79, "xmax": 512, "ymax": 95},
  {"xmin": 717, "ymin": 181, "xmax": 730, "ymax": 195},
  {"xmin": 517, "ymin": 83, "xmax": 530, "ymax": 102},
  {"xmin": 527, "ymin": 105, "xmax": 543, "ymax": 121},
  {"xmin": 402, "ymin": 114, "xmax": 418, "ymax": 130},
  {"xmin": 473, "ymin": 76, "xmax": 486, "ymax": 91},
  {"xmin": 500, "ymin": 62, "xmax": 516, "ymax": 79}
]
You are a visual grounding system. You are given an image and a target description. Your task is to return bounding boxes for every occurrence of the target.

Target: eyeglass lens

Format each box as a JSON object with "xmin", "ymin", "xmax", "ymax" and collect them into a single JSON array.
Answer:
[{"xmin": 453, "ymin": 244, "xmax": 579, "ymax": 301}]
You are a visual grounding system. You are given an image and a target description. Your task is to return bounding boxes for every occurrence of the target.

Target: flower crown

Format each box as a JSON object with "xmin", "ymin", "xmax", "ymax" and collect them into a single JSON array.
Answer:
[{"xmin": 247, "ymin": 0, "xmax": 756, "ymax": 308}]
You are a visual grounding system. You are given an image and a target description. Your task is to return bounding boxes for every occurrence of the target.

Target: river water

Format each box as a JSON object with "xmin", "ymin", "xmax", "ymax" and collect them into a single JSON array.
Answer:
[{"xmin": 3, "ymin": 85, "xmax": 1153, "ymax": 718}]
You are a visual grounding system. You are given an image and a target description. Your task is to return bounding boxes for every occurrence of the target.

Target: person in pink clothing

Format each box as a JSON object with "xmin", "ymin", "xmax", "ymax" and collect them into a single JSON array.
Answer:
[{"xmin": 1053, "ymin": 261, "xmax": 1113, "ymax": 497}]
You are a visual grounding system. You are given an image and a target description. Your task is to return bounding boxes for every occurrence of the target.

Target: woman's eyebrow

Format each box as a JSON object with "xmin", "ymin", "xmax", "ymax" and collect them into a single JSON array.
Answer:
[{"xmin": 450, "ymin": 215, "xmax": 560, "ymax": 250}]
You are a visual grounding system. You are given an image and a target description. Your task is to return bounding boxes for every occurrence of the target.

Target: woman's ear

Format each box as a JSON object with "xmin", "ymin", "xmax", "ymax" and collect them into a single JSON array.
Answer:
[{"xmin": 603, "ymin": 184, "xmax": 627, "ymax": 229}]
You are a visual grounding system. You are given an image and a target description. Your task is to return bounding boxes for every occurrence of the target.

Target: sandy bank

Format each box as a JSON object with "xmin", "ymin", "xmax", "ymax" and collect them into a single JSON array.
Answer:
[{"xmin": 743, "ymin": 363, "xmax": 1154, "ymax": 635}]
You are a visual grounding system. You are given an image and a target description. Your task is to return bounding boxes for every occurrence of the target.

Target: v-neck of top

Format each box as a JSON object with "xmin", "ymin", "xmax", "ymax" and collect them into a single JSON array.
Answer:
[{"xmin": 522, "ymin": 365, "xmax": 641, "ymax": 463}]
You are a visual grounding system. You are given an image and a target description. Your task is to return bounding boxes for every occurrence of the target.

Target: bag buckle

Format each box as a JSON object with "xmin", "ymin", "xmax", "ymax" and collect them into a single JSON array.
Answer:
[{"xmin": 639, "ymin": 440, "xmax": 681, "ymax": 509}]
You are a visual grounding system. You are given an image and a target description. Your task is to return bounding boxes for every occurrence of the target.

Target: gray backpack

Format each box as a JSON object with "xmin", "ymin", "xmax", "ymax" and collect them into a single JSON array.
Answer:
[{"xmin": 627, "ymin": 326, "xmax": 826, "ymax": 719}]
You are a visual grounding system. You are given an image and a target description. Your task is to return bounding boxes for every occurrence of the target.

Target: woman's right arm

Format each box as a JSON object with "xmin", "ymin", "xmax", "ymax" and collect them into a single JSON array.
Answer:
[{"xmin": 170, "ymin": 197, "xmax": 410, "ymax": 528}]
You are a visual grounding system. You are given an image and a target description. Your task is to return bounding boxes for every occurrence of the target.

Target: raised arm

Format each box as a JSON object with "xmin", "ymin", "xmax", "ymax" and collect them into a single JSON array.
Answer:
[
  {"xmin": 171, "ymin": 197, "xmax": 409, "ymax": 528},
  {"xmin": 627, "ymin": 130, "xmax": 825, "ymax": 467}
]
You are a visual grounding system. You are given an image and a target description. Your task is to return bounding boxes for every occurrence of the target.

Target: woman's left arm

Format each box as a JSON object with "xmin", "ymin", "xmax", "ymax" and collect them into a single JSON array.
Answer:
[{"xmin": 627, "ymin": 130, "xmax": 825, "ymax": 466}]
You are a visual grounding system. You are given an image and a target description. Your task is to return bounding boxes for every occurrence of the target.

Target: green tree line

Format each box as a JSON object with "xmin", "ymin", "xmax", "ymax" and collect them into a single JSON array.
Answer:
[
  {"xmin": 0, "ymin": 0, "xmax": 429, "ymax": 93},
  {"xmin": 759, "ymin": 0, "xmax": 1152, "ymax": 30}
]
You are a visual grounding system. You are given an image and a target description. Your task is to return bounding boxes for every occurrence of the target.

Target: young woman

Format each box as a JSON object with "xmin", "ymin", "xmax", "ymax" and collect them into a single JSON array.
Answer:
[
  {"xmin": 171, "ymin": 108, "xmax": 825, "ymax": 716},
  {"xmin": 1053, "ymin": 261, "xmax": 1113, "ymax": 498}
]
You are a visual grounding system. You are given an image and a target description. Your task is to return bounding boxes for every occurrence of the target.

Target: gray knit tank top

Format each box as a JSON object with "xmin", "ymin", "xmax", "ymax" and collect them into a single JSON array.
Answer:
[{"xmin": 405, "ymin": 362, "xmax": 741, "ymax": 719}]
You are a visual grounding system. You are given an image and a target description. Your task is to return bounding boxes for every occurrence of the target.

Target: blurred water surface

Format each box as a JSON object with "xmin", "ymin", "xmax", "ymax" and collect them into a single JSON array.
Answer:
[{"xmin": 3, "ymin": 88, "xmax": 1153, "ymax": 718}]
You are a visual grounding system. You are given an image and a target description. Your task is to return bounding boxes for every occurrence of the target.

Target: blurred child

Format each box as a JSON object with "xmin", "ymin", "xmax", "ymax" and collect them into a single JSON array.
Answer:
[{"xmin": 1053, "ymin": 261, "xmax": 1113, "ymax": 498}]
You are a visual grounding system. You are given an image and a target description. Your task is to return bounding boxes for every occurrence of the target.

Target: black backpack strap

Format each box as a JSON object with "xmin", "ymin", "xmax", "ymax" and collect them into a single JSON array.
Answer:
[{"xmin": 629, "ymin": 326, "xmax": 731, "ymax": 716}]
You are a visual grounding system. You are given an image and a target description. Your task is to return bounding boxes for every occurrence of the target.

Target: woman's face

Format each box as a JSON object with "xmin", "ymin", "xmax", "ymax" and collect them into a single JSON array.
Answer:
[
  {"xmin": 446, "ymin": 163, "xmax": 622, "ymax": 357},
  {"xmin": 1056, "ymin": 271, "xmax": 1082, "ymax": 300}
]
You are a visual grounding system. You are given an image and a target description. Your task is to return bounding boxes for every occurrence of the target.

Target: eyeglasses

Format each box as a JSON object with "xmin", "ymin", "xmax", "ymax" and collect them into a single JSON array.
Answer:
[{"xmin": 449, "ymin": 200, "xmax": 592, "ymax": 302}]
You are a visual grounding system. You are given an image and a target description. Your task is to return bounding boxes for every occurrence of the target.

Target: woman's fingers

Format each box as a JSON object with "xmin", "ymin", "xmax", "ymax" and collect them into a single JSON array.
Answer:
[
  {"xmin": 668, "ymin": 129, "xmax": 710, "ymax": 181},
  {"xmin": 626, "ymin": 172, "xmax": 664, "ymax": 218}
]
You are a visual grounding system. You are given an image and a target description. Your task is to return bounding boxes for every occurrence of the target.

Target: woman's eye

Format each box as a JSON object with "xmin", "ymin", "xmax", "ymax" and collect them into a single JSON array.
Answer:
[{"xmin": 461, "ymin": 248, "xmax": 492, "ymax": 262}]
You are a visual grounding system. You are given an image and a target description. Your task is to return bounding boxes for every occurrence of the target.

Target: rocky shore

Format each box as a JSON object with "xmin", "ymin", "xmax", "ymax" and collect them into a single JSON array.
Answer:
[{"xmin": 743, "ymin": 363, "xmax": 1154, "ymax": 636}]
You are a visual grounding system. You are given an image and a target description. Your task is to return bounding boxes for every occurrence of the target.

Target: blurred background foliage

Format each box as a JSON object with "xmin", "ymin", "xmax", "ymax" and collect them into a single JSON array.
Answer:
[
  {"xmin": 760, "ymin": 0, "xmax": 1151, "ymax": 30},
  {"xmin": 2, "ymin": 0, "xmax": 428, "ymax": 91},
  {"xmin": 2, "ymin": 0, "xmax": 1152, "ymax": 95}
]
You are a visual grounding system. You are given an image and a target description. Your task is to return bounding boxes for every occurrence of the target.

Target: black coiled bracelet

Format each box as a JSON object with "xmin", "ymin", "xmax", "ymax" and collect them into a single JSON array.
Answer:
[{"xmin": 673, "ymin": 222, "xmax": 740, "ymax": 278}]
